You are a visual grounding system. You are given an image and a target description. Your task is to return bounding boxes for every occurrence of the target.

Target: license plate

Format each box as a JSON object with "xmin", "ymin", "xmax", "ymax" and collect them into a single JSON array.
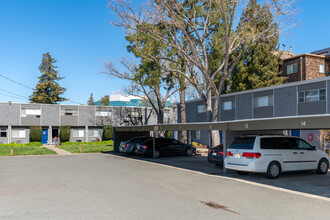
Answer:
[
  {"xmin": 212, "ymin": 153, "xmax": 217, "ymax": 156},
  {"xmin": 234, "ymin": 153, "xmax": 241, "ymax": 159}
]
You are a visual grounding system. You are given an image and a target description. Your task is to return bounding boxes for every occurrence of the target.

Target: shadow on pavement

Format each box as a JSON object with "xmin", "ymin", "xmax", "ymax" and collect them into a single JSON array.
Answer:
[{"xmin": 103, "ymin": 152, "xmax": 330, "ymax": 198}]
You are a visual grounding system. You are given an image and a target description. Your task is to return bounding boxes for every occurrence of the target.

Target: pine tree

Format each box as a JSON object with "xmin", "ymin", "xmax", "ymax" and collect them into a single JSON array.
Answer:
[
  {"xmin": 29, "ymin": 52, "xmax": 67, "ymax": 104},
  {"xmin": 87, "ymin": 93, "xmax": 95, "ymax": 105},
  {"xmin": 100, "ymin": 95, "xmax": 110, "ymax": 106},
  {"xmin": 225, "ymin": 0, "xmax": 285, "ymax": 93}
]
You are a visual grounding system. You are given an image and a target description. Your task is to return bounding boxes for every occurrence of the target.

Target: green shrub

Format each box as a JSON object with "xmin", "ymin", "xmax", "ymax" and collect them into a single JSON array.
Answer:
[
  {"xmin": 103, "ymin": 126, "xmax": 113, "ymax": 140},
  {"xmin": 165, "ymin": 130, "xmax": 174, "ymax": 138},
  {"xmin": 30, "ymin": 126, "xmax": 42, "ymax": 142},
  {"xmin": 0, "ymin": 142, "xmax": 43, "ymax": 147},
  {"xmin": 60, "ymin": 140, "xmax": 113, "ymax": 146},
  {"xmin": 60, "ymin": 125, "xmax": 71, "ymax": 142}
]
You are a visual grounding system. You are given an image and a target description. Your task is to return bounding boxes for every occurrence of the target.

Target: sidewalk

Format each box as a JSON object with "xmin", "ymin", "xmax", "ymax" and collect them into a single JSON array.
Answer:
[{"xmin": 44, "ymin": 145, "xmax": 72, "ymax": 155}]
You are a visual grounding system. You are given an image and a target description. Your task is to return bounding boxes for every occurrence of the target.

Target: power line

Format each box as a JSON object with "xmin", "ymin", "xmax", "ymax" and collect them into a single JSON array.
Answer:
[
  {"xmin": 0, "ymin": 73, "xmax": 85, "ymax": 105},
  {"xmin": 0, "ymin": 88, "xmax": 29, "ymax": 100},
  {"xmin": 0, "ymin": 92, "xmax": 28, "ymax": 101},
  {"xmin": 0, "ymin": 74, "xmax": 34, "ymax": 90}
]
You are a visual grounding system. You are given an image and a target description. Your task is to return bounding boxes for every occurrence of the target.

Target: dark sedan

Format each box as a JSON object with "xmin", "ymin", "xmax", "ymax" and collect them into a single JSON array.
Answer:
[
  {"xmin": 207, "ymin": 144, "xmax": 223, "ymax": 166},
  {"xmin": 135, "ymin": 137, "xmax": 195, "ymax": 158},
  {"xmin": 119, "ymin": 136, "xmax": 151, "ymax": 155}
]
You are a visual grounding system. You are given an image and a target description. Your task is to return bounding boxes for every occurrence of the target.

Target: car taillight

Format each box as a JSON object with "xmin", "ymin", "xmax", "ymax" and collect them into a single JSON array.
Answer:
[
  {"xmin": 208, "ymin": 150, "xmax": 211, "ymax": 154},
  {"xmin": 217, "ymin": 151, "xmax": 223, "ymax": 156},
  {"xmin": 242, "ymin": 152, "xmax": 261, "ymax": 159},
  {"xmin": 142, "ymin": 145, "xmax": 149, "ymax": 149},
  {"xmin": 125, "ymin": 143, "xmax": 129, "ymax": 148},
  {"xmin": 226, "ymin": 151, "xmax": 233, "ymax": 156}
]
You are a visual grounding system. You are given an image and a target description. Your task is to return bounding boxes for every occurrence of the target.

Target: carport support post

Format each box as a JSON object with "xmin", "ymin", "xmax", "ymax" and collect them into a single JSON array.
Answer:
[
  {"xmin": 153, "ymin": 128, "xmax": 156, "ymax": 159},
  {"xmin": 222, "ymin": 130, "xmax": 227, "ymax": 174}
]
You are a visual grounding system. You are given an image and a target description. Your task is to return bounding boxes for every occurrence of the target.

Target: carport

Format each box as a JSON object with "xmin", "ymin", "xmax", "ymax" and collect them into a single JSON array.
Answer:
[{"xmin": 114, "ymin": 114, "xmax": 330, "ymax": 173}]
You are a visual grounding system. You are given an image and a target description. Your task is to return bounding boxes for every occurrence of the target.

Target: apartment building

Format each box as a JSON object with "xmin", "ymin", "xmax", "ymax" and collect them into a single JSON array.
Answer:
[
  {"xmin": 281, "ymin": 47, "xmax": 330, "ymax": 82},
  {"xmin": 0, "ymin": 103, "xmax": 177, "ymax": 144}
]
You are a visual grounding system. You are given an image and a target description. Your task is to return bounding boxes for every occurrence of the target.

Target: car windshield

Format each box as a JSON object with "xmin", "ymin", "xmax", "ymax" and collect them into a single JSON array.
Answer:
[{"xmin": 229, "ymin": 137, "xmax": 255, "ymax": 149}]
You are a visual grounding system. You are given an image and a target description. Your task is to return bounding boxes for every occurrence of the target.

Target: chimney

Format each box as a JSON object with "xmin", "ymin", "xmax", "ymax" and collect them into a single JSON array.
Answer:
[
  {"xmin": 283, "ymin": 44, "xmax": 286, "ymax": 51},
  {"xmin": 290, "ymin": 46, "xmax": 292, "ymax": 53}
]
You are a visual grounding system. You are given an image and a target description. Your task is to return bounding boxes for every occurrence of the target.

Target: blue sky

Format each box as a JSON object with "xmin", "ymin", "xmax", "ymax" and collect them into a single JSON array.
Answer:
[{"xmin": 0, "ymin": 0, "xmax": 329, "ymax": 104}]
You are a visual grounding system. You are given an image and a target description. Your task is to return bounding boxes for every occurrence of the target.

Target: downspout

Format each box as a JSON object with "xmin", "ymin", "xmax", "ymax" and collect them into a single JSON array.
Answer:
[{"xmin": 300, "ymin": 56, "xmax": 303, "ymax": 81}]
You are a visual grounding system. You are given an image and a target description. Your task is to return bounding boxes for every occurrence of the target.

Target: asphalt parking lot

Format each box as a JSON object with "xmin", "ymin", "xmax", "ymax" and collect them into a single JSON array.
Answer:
[{"xmin": 1, "ymin": 153, "xmax": 330, "ymax": 219}]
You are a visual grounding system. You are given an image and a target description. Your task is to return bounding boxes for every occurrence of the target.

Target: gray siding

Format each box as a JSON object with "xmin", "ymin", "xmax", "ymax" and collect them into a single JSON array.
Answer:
[
  {"xmin": 298, "ymin": 101, "xmax": 326, "ymax": 115},
  {"xmin": 274, "ymin": 86, "xmax": 297, "ymax": 117},
  {"xmin": 235, "ymin": 94, "xmax": 252, "ymax": 120},
  {"xmin": 298, "ymin": 81, "xmax": 326, "ymax": 91},
  {"xmin": 0, "ymin": 103, "xmax": 20, "ymax": 125},
  {"xmin": 42, "ymin": 105, "xmax": 60, "ymax": 126},
  {"xmin": 79, "ymin": 106, "xmax": 95, "ymax": 126},
  {"xmin": 220, "ymin": 96, "xmax": 235, "ymax": 121}
]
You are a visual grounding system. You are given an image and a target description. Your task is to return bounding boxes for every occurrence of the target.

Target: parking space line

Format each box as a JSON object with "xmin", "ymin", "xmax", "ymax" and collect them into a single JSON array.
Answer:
[{"xmin": 107, "ymin": 154, "xmax": 330, "ymax": 202}]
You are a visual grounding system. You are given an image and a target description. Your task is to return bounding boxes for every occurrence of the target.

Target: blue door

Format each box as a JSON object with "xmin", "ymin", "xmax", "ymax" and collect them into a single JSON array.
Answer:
[
  {"xmin": 291, "ymin": 130, "xmax": 300, "ymax": 137},
  {"xmin": 41, "ymin": 129, "xmax": 48, "ymax": 144}
]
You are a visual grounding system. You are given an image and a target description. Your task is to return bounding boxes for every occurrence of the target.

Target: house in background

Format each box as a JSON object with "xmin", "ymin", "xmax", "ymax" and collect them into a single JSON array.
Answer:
[
  {"xmin": 280, "ymin": 47, "xmax": 330, "ymax": 83},
  {"xmin": 95, "ymin": 94, "xmax": 172, "ymax": 108}
]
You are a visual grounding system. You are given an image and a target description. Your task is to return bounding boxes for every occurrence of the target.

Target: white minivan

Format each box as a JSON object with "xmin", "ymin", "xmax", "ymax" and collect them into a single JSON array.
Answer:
[{"xmin": 224, "ymin": 135, "xmax": 330, "ymax": 179}]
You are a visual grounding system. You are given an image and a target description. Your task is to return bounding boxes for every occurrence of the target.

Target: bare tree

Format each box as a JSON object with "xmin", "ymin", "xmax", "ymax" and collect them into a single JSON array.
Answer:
[
  {"xmin": 108, "ymin": 0, "xmax": 297, "ymax": 145},
  {"xmin": 104, "ymin": 58, "xmax": 179, "ymax": 124}
]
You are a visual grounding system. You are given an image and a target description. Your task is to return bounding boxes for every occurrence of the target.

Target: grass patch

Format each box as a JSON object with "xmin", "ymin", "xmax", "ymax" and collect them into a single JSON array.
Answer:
[
  {"xmin": 0, "ymin": 146, "xmax": 57, "ymax": 156},
  {"xmin": 58, "ymin": 144, "xmax": 113, "ymax": 153}
]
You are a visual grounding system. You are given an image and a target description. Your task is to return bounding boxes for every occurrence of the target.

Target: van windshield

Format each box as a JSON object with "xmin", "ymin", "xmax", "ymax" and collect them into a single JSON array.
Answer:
[{"xmin": 229, "ymin": 137, "xmax": 256, "ymax": 149}]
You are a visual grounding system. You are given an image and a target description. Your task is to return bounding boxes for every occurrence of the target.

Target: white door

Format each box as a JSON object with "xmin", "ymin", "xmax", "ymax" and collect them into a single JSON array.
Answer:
[
  {"xmin": 296, "ymin": 139, "xmax": 319, "ymax": 170},
  {"xmin": 280, "ymin": 138, "xmax": 301, "ymax": 171}
]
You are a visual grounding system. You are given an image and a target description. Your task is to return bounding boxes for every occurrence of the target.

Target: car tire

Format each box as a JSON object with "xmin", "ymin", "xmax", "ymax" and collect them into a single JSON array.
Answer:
[
  {"xmin": 215, "ymin": 163, "xmax": 222, "ymax": 167},
  {"xmin": 154, "ymin": 150, "xmax": 160, "ymax": 158},
  {"xmin": 185, "ymin": 148, "xmax": 193, "ymax": 156},
  {"xmin": 266, "ymin": 162, "xmax": 281, "ymax": 179},
  {"xmin": 316, "ymin": 159, "xmax": 329, "ymax": 174},
  {"xmin": 236, "ymin": 171, "xmax": 249, "ymax": 175}
]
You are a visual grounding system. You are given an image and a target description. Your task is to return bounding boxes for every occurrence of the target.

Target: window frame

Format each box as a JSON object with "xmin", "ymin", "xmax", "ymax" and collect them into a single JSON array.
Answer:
[
  {"xmin": 197, "ymin": 105, "xmax": 206, "ymax": 113},
  {"xmin": 12, "ymin": 128, "xmax": 26, "ymax": 138},
  {"xmin": 72, "ymin": 128, "xmax": 85, "ymax": 138},
  {"xmin": 223, "ymin": 101, "xmax": 233, "ymax": 111},
  {"xmin": 319, "ymin": 63, "xmax": 325, "ymax": 74},
  {"xmin": 298, "ymin": 88, "xmax": 326, "ymax": 103},
  {"xmin": 254, "ymin": 95, "xmax": 272, "ymax": 108},
  {"xmin": 287, "ymin": 63, "xmax": 298, "ymax": 75},
  {"xmin": 0, "ymin": 128, "xmax": 7, "ymax": 138}
]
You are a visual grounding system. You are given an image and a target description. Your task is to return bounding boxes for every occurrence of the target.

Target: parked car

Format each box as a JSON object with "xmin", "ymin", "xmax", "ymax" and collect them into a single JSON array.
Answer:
[
  {"xmin": 135, "ymin": 137, "xmax": 195, "ymax": 158},
  {"xmin": 207, "ymin": 144, "xmax": 224, "ymax": 166},
  {"xmin": 224, "ymin": 135, "xmax": 330, "ymax": 179},
  {"xmin": 119, "ymin": 136, "xmax": 151, "ymax": 155}
]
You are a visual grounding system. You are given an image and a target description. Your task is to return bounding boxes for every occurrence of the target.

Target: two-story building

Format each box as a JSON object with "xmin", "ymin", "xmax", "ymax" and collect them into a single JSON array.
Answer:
[{"xmin": 0, "ymin": 103, "xmax": 177, "ymax": 144}]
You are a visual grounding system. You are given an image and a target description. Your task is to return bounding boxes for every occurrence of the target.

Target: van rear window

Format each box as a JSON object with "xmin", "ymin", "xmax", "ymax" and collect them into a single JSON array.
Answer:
[{"xmin": 229, "ymin": 137, "xmax": 255, "ymax": 149}]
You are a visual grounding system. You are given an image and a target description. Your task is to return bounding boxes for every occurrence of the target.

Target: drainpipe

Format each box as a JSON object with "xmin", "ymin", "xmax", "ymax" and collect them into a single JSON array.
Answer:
[{"xmin": 300, "ymin": 57, "xmax": 303, "ymax": 81}]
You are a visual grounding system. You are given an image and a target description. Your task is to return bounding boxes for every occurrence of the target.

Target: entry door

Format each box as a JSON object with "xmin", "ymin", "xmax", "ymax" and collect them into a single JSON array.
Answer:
[
  {"xmin": 41, "ymin": 129, "xmax": 48, "ymax": 144},
  {"xmin": 280, "ymin": 138, "xmax": 300, "ymax": 171},
  {"xmin": 296, "ymin": 139, "xmax": 319, "ymax": 170}
]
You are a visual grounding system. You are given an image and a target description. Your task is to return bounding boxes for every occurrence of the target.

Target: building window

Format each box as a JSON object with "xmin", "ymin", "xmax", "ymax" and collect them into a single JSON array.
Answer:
[
  {"xmin": 0, "ymin": 129, "xmax": 7, "ymax": 137},
  {"xmin": 72, "ymin": 129, "xmax": 84, "ymax": 138},
  {"xmin": 254, "ymin": 96, "xmax": 272, "ymax": 107},
  {"xmin": 197, "ymin": 105, "xmax": 206, "ymax": 113},
  {"xmin": 223, "ymin": 101, "xmax": 233, "ymax": 110},
  {"xmin": 287, "ymin": 63, "xmax": 298, "ymax": 75},
  {"xmin": 320, "ymin": 64, "xmax": 325, "ymax": 73},
  {"xmin": 95, "ymin": 110, "xmax": 112, "ymax": 117},
  {"xmin": 61, "ymin": 109, "xmax": 78, "ymax": 116},
  {"xmin": 88, "ymin": 129, "xmax": 99, "ymax": 137},
  {"xmin": 21, "ymin": 108, "xmax": 41, "ymax": 117},
  {"xmin": 12, "ymin": 129, "xmax": 25, "ymax": 138},
  {"xmin": 298, "ymin": 89, "xmax": 326, "ymax": 103},
  {"xmin": 194, "ymin": 130, "xmax": 201, "ymax": 140}
]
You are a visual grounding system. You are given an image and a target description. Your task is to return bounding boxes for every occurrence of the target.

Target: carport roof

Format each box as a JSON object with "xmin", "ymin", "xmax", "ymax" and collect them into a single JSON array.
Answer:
[{"xmin": 114, "ymin": 114, "xmax": 330, "ymax": 131}]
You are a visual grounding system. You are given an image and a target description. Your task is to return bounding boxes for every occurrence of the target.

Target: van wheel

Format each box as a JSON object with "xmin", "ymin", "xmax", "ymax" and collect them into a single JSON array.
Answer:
[
  {"xmin": 266, "ymin": 162, "xmax": 281, "ymax": 179},
  {"xmin": 236, "ymin": 171, "xmax": 249, "ymax": 175},
  {"xmin": 316, "ymin": 159, "xmax": 329, "ymax": 174}
]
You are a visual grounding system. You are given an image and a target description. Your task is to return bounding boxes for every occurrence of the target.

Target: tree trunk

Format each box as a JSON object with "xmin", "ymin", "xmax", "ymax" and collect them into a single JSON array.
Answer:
[
  {"xmin": 179, "ymin": 83, "xmax": 187, "ymax": 143},
  {"xmin": 205, "ymin": 92, "xmax": 220, "ymax": 147}
]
